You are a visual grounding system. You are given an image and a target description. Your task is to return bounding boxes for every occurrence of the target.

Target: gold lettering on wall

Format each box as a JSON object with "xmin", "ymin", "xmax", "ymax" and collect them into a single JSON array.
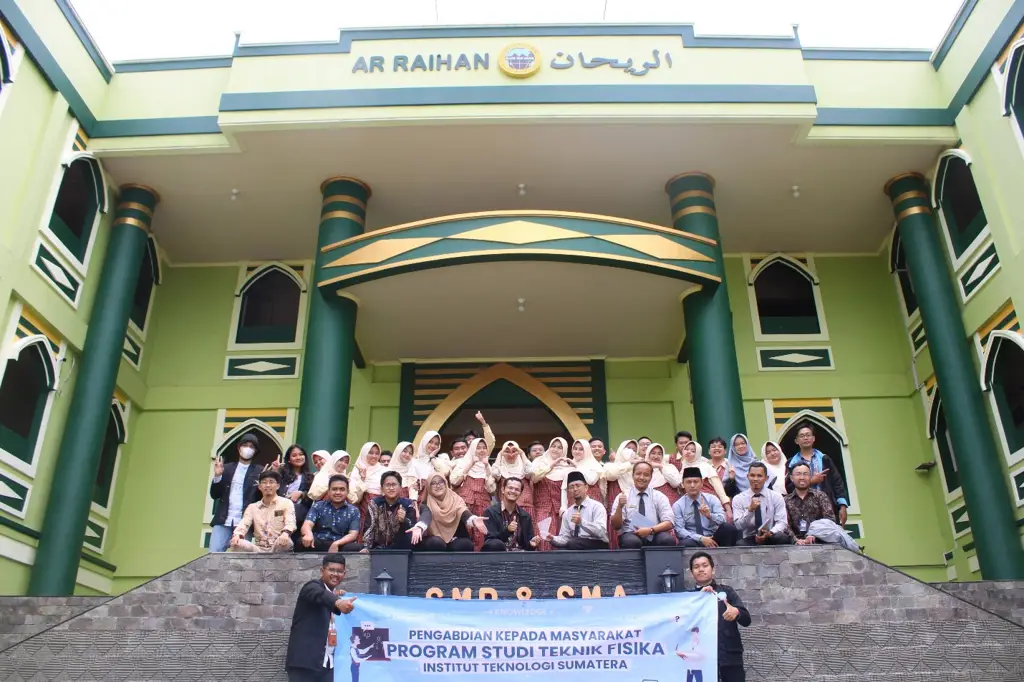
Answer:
[{"xmin": 425, "ymin": 584, "xmax": 627, "ymax": 599}]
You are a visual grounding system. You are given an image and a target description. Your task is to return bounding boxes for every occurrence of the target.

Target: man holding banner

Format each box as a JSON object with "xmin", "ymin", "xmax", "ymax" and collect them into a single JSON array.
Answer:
[
  {"xmin": 328, "ymin": 589, "xmax": 720, "ymax": 681},
  {"xmin": 688, "ymin": 551, "xmax": 751, "ymax": 682}
]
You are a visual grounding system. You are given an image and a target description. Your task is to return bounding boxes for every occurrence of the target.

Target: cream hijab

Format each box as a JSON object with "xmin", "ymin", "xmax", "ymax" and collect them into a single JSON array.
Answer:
[
  {"xmin": 681, "ymin": 440, "xmax": 704, "ymax": 465},
  {"xmin": 412, "ymin": 430, "xmax": 443, "ymax": 480},
  {"xmin": 494, "ymin": 440, "xmax": 529, "ymax": 480},
  {"xmin": 562, "ymin": 438, "xmax": 604, "ymax": 509},
  {"xmin": 390, "ymin": 441, "xmax": 415, "ymax": 489},
  {"xmin": 425, "ymin": 473, "xmax": 468, "ymax": 544},
  {"xmin": 308, "ymin": 450, "xmax": 349, "ymax": 501},
  {"xmin": 355, "ymin": 441, "xmax": 384, "ymax": 493},
  {"xmin": 609, "ymin": 439, "xmax": 639, "ymax": 490},
  {"xmin": 645, "ymin": 442, "xmax": 671, "ymax": 489},
  {"xmin": 462, "ymin": 437, "xmax": 491, "ymax": 478},
  {"xmin": 760, "ymin": 440, "xmax": 788, "ymax": 494},
  {"xmin": 540, "ymin": 437, "xmax": 572, "ymax": 482}
]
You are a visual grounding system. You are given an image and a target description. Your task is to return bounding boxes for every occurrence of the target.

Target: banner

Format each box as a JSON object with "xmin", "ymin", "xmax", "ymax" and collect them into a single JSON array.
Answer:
[{"xmin": 334, "ymin": 593, "xmax": 718, "ymax": 681}]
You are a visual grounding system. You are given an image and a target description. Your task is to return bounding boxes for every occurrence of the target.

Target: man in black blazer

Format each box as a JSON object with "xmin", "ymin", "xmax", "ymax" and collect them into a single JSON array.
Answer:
[
  {"xmin": 209, "ymin": 432, "xmax": 263, "ymax": 552},
  {"xmin": 481, "ymin": 477, "xmax": 541, "ymax": 551},
  {"xmin": 688, "ymin": 551, "xmax": 751, "ymax": 682},
  {"xmin": 286, "ymin": 553, "xmax": 358, "ymax": 682}
]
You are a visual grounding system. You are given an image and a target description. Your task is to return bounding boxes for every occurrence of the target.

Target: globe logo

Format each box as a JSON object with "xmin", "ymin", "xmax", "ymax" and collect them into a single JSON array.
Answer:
[{"xmin": 499, "ymin": 44, "xmax": 541, "ymax": 78}]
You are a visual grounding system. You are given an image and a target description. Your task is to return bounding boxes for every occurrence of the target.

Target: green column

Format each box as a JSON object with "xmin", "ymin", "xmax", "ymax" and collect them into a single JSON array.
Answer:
[
  {"xmin": 885, "ymin": 172, "xmax": 1024, "ymax": 579},
  {"xmin": 29, "ymin": 185, "xmax": 159, "ymax": 595},
  {"xmin": 296, "ymin": 177, "xmax": 370, "ymax": 452},
  {"xmin": 666, "ymin": 173, "xmax": 746, "ymax": 442}
]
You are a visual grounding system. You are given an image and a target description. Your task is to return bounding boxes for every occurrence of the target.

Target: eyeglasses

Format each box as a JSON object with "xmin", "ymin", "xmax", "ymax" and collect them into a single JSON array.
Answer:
[
  {"xmin": 429, "ymin": 480, "xmax": 447, "ymax": 488},
  {"xmin": 382, "ymin": 481, "xmax": 400, "ymax": 488}
]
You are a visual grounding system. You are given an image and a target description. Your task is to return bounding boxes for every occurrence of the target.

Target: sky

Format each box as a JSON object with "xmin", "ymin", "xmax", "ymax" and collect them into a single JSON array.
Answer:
[{"xmin": 72, "ymin": 0, "xmax": 966, "ymax": 63}]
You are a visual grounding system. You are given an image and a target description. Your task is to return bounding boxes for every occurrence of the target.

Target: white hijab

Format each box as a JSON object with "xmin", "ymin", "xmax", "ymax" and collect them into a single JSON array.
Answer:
[
  {"xmin": 761, "ymin": 440, "xmax": 788, "ymax": 494},
  {"xmin": 645, "ymin": 442, "xmax": 670, "ymax": 489},
  {"xmin": 462, "ymin": 437, "xmax": 491, "ymax": 478},
  {"xmin": 412, "ymin": 430, "xmax": 443, "ymax": 479},
  {"xmin": 494, "ymin": 440, "xmax": 529, "ymax": 480},
  {"xmin": 609, "ymin": 439, "xmax": 639, "ymax": 490},
  {"xmin": 308, "ymin": 449, "xmax": 349, "ymax": 501},
  {"xmin": 355, "ymin": 441, "xmax": 384, "ymax": 493},
  {"xmin": 539, "ymin": 437, "xmax": 572, "ymax": 482},
  {"xmin": 389, "ymin": 441, "xmax": 414, "ymax": 475}
]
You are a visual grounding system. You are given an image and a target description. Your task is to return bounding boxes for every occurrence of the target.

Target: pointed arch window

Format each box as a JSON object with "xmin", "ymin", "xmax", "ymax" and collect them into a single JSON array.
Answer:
[
  {"xmin": 748, "ymin": 255, "xmax": 827, "ymax": 339},
  {"xmin": 982, "ymin": 331, "xmax": 1024, "ymax": 463},
  {"xmin": 129, "ymin": 237, "xmax": 160, "ymax": 334},
  {"xmin": 93, "ymin": 403, "xmax": 126, "ymax": 510},
  {"xmin": 928, "ymin": 393, "xmax": 960, "ymax": 497},
  {"xmin": 889, "ymin": 231, "xmax": 918, "ymax": 318},
  {"xmin": 231, "ymin": 264, "xmax": 307, "ymax": 347},
  {"xmin": 1001, "ymin": 39, "xmax": 1024, "ymax": 143},
  {"xmin": 933, "ymin": 152, "xmax": 987, "ymax": 262},
  {"xmin": 47, "ymin": 155, "xmax": 107, "ymax": 264},
  {"xmin": 0, "ymin": 340, "xmax": 56, "ymax": 468}
]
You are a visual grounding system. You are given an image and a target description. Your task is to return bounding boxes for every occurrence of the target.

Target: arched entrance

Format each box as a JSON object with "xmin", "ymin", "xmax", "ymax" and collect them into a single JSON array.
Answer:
[{"xmin": 413, "ymin": 363, "xmax": 591, "ymax": 451}]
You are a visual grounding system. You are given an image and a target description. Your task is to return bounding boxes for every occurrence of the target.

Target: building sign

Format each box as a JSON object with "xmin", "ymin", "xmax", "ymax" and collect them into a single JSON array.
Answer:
[
  {"xmin": 351, "ymin": 43, "xmax": 673, "ymax": 78},
  {"xmin": 424, "ymin": 584, "xmax": 629, "ymax": 600}
]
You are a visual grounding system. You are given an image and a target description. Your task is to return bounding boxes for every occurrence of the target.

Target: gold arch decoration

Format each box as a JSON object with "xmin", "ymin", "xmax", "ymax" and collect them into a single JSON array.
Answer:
[{"xmin": 413, "ymin": 362, "xmax": 591, "ymax": 446}]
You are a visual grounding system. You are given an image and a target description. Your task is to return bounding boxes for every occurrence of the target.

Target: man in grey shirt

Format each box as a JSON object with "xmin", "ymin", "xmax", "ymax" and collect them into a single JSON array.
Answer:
[
  {"xmin": 547, "ymin": 471, "xmax": 609, "ymax": 549},
  {"xmin": 610, "ymin": 461, "xmax": 677, "ymax": 548}
]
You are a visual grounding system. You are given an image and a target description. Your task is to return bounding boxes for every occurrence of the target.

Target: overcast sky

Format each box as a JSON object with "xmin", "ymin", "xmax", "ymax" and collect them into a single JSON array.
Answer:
[{"xmin": 72, "ymin": 0, "xmax": 965, "ymax": 63}]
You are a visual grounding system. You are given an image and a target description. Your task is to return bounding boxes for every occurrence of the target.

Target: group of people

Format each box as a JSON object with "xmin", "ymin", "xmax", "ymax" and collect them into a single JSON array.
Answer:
[{"xmin": 209, "ymin": 413, "xmax": 858, "ymax": 555}]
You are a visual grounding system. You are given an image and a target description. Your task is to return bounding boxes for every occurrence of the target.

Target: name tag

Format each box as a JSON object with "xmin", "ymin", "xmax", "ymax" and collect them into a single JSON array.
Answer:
[{"xmin": 274, "ymin": 510, "xmax": 284, "ymax": 517}]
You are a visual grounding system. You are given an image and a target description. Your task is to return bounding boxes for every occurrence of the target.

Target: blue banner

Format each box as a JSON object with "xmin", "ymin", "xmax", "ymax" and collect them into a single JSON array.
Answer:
[{"xmin": 334, "ymin": 593, "xmax": 718, "ymax": 681}]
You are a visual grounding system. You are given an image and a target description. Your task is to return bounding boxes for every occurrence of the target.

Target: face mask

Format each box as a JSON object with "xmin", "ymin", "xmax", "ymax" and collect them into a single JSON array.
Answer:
[{"xmin": 239, "ymin": 446, "xmax": 255, "ymax": 460}]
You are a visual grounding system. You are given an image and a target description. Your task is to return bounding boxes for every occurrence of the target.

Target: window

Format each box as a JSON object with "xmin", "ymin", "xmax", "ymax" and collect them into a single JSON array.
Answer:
[
  {"xmin": 890, "ymin": 232, "xmax": 918, "ymax": 318},
  {"xmin": 47, "ymin": 158, "xmax": 104, "ymax": 263},
  {"xmin": 1002, "ymin": 39, "xmax": 1024, "ymax": 137},
  {"xmin": 751, "ymin": 258, "xmax": 822, "ymax": 336},
  {"xmin": 217, "ymin": 428, "xmax": 282, "ymax": 468},
  {"xmin": 990, "ymin": 338, "xmax": 1024, "ymax": 455},
  {"xmin": 935, "ymin": 154, "xmax": 987, "ymax": 260},
  {"xmin": 129, "ymin": 238, "xmax": 159, "ymax": 332},
  {"xmin": 93, "ymin": 405, "xmax": 125, "ymax": 509},
  {"xmin": 931, "ymin": 400, "xmax": 960, "ymax": 496},
  {"xmin": 0, "ymin": 342, "xmax": 53, "ymax": 465},
  {"xmin": 779, "ymin": 420, "xmax": 849, "ymax": 494},
  {"xmin": 235, "ymin": 268, "xmax": 302, "ymax": 344}
]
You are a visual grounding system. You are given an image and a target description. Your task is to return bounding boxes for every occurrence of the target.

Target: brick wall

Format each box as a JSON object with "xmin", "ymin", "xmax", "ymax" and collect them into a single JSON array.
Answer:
[
  {"xmin": 0, "ymin": 597, "xmax": 109, "ymax": 652},
  {"xmin": 930, "ymin": 580, "xmax": 1024, "ymax": 627}
]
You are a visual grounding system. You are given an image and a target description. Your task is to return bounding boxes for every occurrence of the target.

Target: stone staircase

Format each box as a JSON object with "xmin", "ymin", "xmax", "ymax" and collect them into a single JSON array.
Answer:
[{"xmin": 0, "ymin": 547, "xmax": 1021, "ymax": 681}]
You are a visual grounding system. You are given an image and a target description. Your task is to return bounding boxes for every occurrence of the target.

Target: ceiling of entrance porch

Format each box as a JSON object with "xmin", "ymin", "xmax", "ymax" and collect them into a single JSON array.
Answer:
[
  {"xmin": 98, "ymin": 120, "xmax": 948, "ymax": 263},
  {"xmin": 346, "ymin": 261, "xmax": 691, "ymax": 361}
]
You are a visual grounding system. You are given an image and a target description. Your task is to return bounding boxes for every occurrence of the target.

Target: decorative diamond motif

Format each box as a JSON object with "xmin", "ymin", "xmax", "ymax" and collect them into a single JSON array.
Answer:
[
  {"xmin": 595, "ymin": 233, "xmax": 713, "ymax": 262},
  {"xmin": 457, "ymin": 221, "xmax": 587, "ymax": 244},
  {"xmin": 326, "ymin": 237, "xmax": 441, "ymax": 267},
  {"xmin": 233, "ymin": 360, "xmax": 288, "ymax": 373},
  {"xmin": 40, "ymin": 258, "xmax": 74, "ymax": 289},
  {"xmin": 768, "ymin": 352, "xmax": 821, "ymax": 364}
]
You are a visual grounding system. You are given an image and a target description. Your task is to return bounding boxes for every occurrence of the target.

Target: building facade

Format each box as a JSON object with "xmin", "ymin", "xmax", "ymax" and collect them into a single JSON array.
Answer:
[{"xmin": 1, "ymin": 0, "xmax": 1024, "ymax": 596}]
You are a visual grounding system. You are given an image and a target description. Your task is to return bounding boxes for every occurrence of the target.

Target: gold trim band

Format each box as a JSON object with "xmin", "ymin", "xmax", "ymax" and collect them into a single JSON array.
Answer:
[
  {"xmin": 896, "ymin": 205, "xmax": 932, "ymax": 222},
  {"xmin": 112, "ymin": 216, "xmax": 149, "ymax": 232},
  {"xmin": 320, "ymin": 210, "xmax": 365, "ymax": 226},
  {"xmin": 320, "ymin": 248, "xmax": 720, "ymax": 287},
  {"xmin": 665, "ymin": 171, "xmax": 716, "ymax": 192},
  {"xmin": 322, "ymin": 194, "xmax": 367, "ymax": 211},
  {"xmin": 119, "ymin": 184, "xmax": 161, "ymax": 204},
  {"xmin": 320, "ymin": 176, "xmax": 372, "ymax": 197},
  {"xmin": 671, "ymin": 190, "xmax": 715, "ymax": 205},
  {"xmin": 882, "ymin": 172, "xmax": 926, "ymax": 196},
  {"xmin": 322, "ymin": 210, "xmax": 717, "ymax": 252},
  {"xmin": 890, "ymin": 190, "xmax": 928, "ymax": 206},
  {"xmin": 672, "ymin": 205, "xmax": 717, "ymax": 221},
  {"xmin": 116, "ymin": 201, "xmax": 153, "ymax": 218}
]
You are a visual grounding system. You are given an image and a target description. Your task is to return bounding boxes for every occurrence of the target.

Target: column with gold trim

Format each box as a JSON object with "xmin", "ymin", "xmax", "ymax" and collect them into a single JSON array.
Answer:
[
  {"xmin": 30, "ymin": 185, "xmax": 159, "ymax": 595},
  {"xmin": 666, "ymin": 173, "xmax": 746, "ymax": 442},
  {"xmin": 296, "ymin": 177, "xmax": 370, "ymax": 452},
  {"xmin": 885, "ymin": 172, "xmax": 1024, "ymax": 579}
]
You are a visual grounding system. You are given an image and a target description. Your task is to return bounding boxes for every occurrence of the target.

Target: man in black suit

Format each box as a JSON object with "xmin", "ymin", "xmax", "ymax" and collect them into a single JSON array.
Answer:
[
  {"xmin": 209, "ymin": 432, "xmax": 263, "ymax": 552},
  {"xmin": 286, "ymin": 553, "xmax": 358, "ymax": 682},
  {"xmin": 688, "ymin": 551, "xmax": 751, "ymax": 682},
  {"xmin": 481, "ymin": 477, "xmax": 541, "ymax": 551}
]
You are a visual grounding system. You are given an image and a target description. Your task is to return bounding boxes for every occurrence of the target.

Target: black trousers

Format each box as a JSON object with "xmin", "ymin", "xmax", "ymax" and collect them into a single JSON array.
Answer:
[
  {"xmin": 421, "ymin": 536, "xmax": 474, "ymax": 552},
  {"xmin": 309, "ymin": 538, "xmax": 364, "ymax": 552},
  {"xmin": 679, "ymin": 523, "xmax": 739, "ymax": 547},
  {"xmin": 555, "ymin": 538, "xmax": 609, "ymax": 550},
  {"xmin": 720, "ymin": 664, "xmax": 746, "ymax": 682},
  {"xmin": 737, "ymin": 532, "xmax": 793, "ymax": 546},
  {"xmin": 618, "ymin": 531, "xmax": 676, "ymax": 549},
  {"xmin": 286, "ymin": 666, "xmax": 332, "ymax": 682}
]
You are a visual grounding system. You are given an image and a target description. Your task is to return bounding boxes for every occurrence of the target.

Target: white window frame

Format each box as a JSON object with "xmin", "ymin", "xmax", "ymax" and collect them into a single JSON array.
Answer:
[
  {"xmin": 948, "ymin": 502, "xmax": 971, "ymax": 540},
  {"xmin": 126, "ymin": 235, "xmax": 162, "ymax": 340},
  {"xmin": 745, "ymin": 254, "xmax": 829, "ymax": 343},
  {"xmin": 227, "ymin": 262, "xmax": 309, "ymax": 352},
  {"xmin": 0, "ymin": 303, "xmax": 65, "ymax": 478},
  {"xmin": 1009, "ymin": 461, "xmax": 1024, "ymax": 508},
  {"xmin": 763, "ymin": 398, "xmax": 859, "ymax": 514},
  {"xmin": 91, "ymin": 399, "xmax": 130, "ymax": 517},
  {"xmin": 956, "ymin": 237, "xmax": 1001, "ymax": 304},
  {"xmin": 30, "ymin": 236, "xmax": 83, "ymax": 309},
  {"xmin": 36, "ymin": 128, "xmax": 111, "ymax": 277},
  {"xmin": 887, "ymin": 224, "xmax": 921, "ymax": 327},
  {"xmin": 0, "ymin": 467, "xmax": 32, "ymax": 519},
  {"xmin": 979, "ymin": 329, "xmax": 1024, "ymax": 467},
  {"xmin": 992, "ymin": 39, "xmax": 1024, "ymax": 163},
  {"xmin": 930, "ymin": 149, "xmax": 990, "ymax": 271},
  {"xmin": 926, "ymin": 392, "xmax": 963, "ymax": 504},
  {"xmin": 0, "ymin": 28, "xmax": 25, "ymax": 121}
]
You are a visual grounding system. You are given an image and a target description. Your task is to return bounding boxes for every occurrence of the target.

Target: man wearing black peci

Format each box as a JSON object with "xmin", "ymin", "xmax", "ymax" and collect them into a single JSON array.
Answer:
[
  {"xmin": 688, "ymin": 551, "xmax": 751, "ymax": 682},
  {"xmin": 286, "ymin": 553, "xmax": 358, "ymax": 682}
]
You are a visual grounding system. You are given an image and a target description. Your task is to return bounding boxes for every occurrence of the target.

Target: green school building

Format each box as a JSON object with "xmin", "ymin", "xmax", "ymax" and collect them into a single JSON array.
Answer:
[{"xmin": 1, "ymin": 0, "xmax": 1024, "ymax": 596}]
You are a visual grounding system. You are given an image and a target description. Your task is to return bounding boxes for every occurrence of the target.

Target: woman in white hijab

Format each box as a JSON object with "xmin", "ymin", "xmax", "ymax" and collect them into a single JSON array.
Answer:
[
  {"xmin": 602, "ymin": 439, "xmax": 638, "ymax": 550},
  {"xmin": 530, "ymin": 436, "xmax": 573, "ymax": 550},
  {"xmin": 388, "ymin": 441, "xmax": 416, "ymax": 498},
  {"xmin": 645, "ymin": 442, "xmax": 683, "ymax": 506},
  {"xmin": 410, "ymin": 430, "xmax": 450, "ymax": 502},
  {"xmin": 563, "ymin": 439, "xmax": 604, "ymax": 509},
  {"xmin": 307, "ymin": 450, "xmax": 349, "ymax": 501},
  {"xmin": 348, "ymin": 442, "xmax": 384, "ymax": 524},
  {"xmin": 492, "ymin": 440, "xmax": 533, "ymax": 517},
  {"xmin": 760, "ymin": 440, "xmax": 789, "ymax": 495},
  {"xmin": 451, "ymin": 436, "xmax": 496, "ymax": 550}
]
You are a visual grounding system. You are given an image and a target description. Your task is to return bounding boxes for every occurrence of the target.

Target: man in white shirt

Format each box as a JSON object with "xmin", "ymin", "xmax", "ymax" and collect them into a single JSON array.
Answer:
[
  {"xmin": 610, "ymin": 461, "xmax": 677, "ymax": 548},
  {"xmin": 208, "ymin": 432, "xmax": 262, "ymax": 552},
  {"xmin": 731, "ymin": 462, "xmax": 793, "ymax": 546},
  {"xmin": 547, "ymin": 471, "xmax": 609, "ymax": 549}
]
